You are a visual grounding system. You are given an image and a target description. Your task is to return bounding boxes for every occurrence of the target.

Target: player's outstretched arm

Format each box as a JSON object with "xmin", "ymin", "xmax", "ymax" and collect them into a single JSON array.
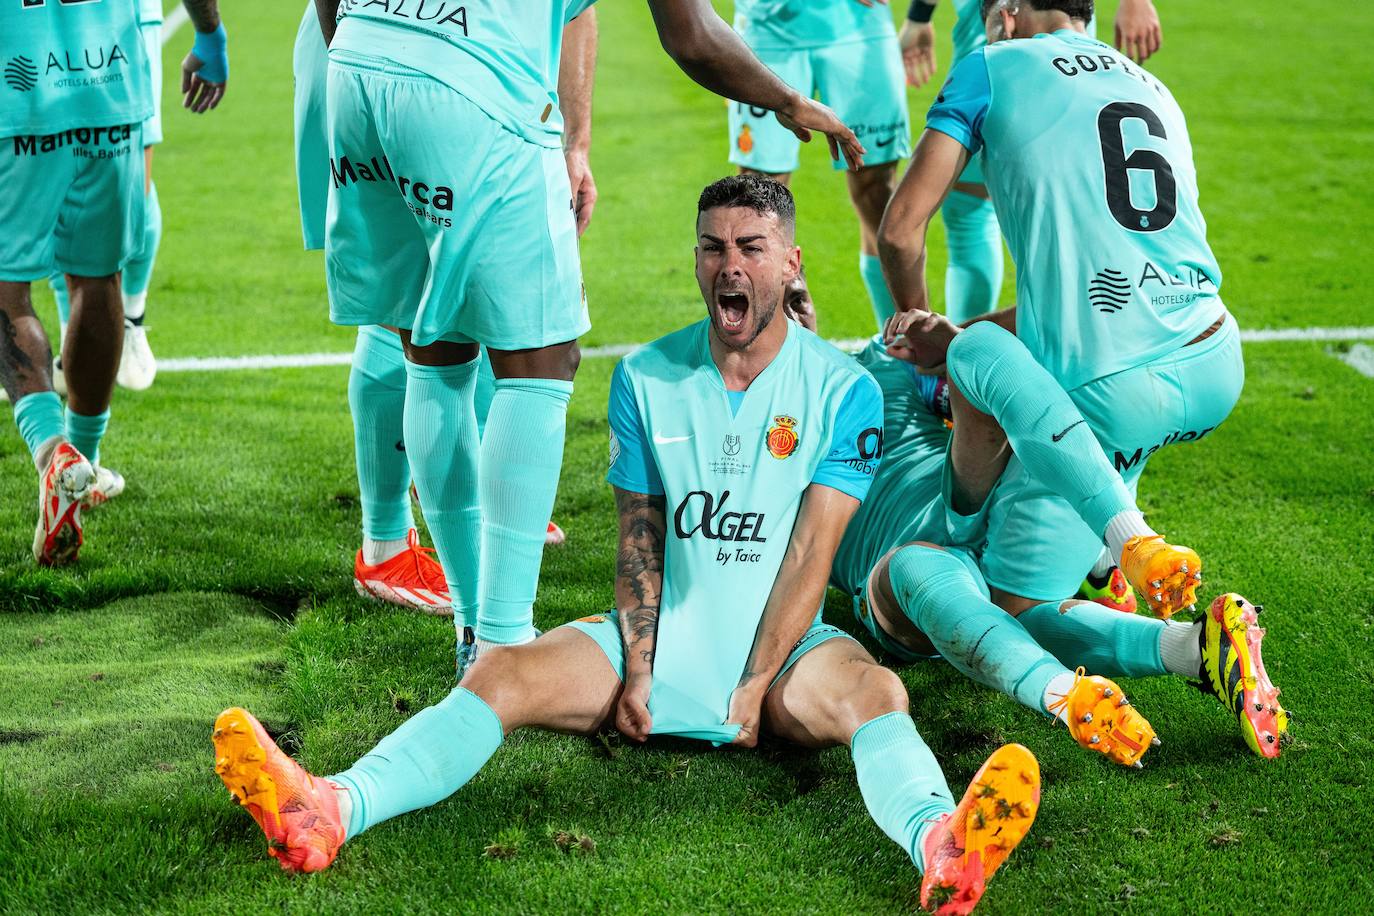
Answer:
[
  {"xmin": 313, "ymin": 0, "xmax": 341, "ymax": 45},
  {"xmin": 613, "ymin": 486, "xmax": 667, "ymax": 743},
  {"xmin": 877, "ymin": 128, "xmax": 968, "ymax": 314},
  {"xmin": 646, "ymin": 0, "xmax": 866, "ymax": 170},
  {"xmin": 561, "ymin": 10, "xmax": 599, "ymax": 237},
  {"xmin": 1114, "ymin": 0, "xmax": 1162, "ymax": 63},
  {"xmin": 726, "ymin": 484, "xmax": 861, "ymax": 748},
  {"xmin": 180, "ymin": 0, "xmax": 227, "ymax": 113},
  {"xmin": 899, "ymin": 1, "xmax": 939, "ymax": 87}
]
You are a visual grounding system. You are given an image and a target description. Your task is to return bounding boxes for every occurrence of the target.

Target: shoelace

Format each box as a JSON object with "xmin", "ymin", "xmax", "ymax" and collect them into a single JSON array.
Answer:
[
  {"xmin": 403, "ymin": 540, "xmax": 448, "ymax": 594},
  {"xmin": 1044, "ymin": 666, "xmax": 1087, "ymax": 725}
]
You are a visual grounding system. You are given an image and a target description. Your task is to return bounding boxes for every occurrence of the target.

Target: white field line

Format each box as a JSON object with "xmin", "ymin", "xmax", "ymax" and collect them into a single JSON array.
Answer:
[
  {"xmin": 161, "ymin": 5, "xmax": 191, "ymax": 45},
  {"xmin": 1332, "ymin": 343, "xmax": 1374, "ymax": 379},
  {"xmin": 153, "ymin": 326, "xmax": 1374, "ymax": 375}
]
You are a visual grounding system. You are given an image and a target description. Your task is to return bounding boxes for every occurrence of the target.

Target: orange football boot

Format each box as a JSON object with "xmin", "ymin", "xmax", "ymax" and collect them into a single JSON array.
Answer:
[
  {"xmin": 33, "ymin": 441, "xmax": 94, "ymax": 566},
  {"xmin": 213, "ymin": 707, "xmax": 344, "ymax": 873},
  {"xmin": 1119, "ymin": 534, "xmax": 1202, "ymax": 619},
  {"xmin": 353, "ymin": 528, "xmax": 452, "ymax": 615},
  {"xmin": 919, "ymin": 744, "xmax": 1041, "ymax": 915},
  {"xmin": 1048, "ymin": 668, "xmax": 1159, "ymax": 768}
]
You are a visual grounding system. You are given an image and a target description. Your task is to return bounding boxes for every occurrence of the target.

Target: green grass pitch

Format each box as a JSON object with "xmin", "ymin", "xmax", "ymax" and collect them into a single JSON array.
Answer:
[{"xmin": 2, "ymin": 1, "xmax": 1373, "ymax": 911}]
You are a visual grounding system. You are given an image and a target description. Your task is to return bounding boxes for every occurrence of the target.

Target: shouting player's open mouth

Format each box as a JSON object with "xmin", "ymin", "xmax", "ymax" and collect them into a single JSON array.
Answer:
[{"xmin": 716, "ymin": 289, "xmax": 750, "ymax": 333}]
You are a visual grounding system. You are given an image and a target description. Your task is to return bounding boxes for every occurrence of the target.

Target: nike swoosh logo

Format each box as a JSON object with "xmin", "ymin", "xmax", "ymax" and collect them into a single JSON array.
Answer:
[
  {"xmin": 874, "ymin": 135, "xmax": 895, "ymax": 148},
  {"xmin": 653, "ymin": 433, "xmax": 693, "ymax": 445},
  {"xmin": 1051, "ymin": 419, "xmax": 1086, "ymax": 442}
]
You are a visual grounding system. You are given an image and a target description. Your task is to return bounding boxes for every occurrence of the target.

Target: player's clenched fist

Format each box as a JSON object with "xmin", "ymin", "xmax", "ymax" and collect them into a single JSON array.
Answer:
[{"xmin": 616, "ymin": 672, "xmax": 654, "ymax": 742}]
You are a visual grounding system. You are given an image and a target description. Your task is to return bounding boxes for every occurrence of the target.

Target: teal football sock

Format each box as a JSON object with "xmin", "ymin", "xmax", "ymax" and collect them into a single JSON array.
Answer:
[
  {"xmin": 477, "ymin": 377, "xmax": 572, "ymax": 644},
  {"xmin": 889, "ymin": 544, "xmax": 1065, "ymax": 715},
  {"xmin": 947, "ymin": 322, "xmax": 1135, "ymax": 536},
  {"xmin": 941, "ymin": 190, "xmax": 1003, "ymax": 323},
  {"xmin": 329, "ymin": 687, "xmax": 504, "ymax": 841},
  {"xmin": 65, "ymin": 407, "xmax": 109, "ymax": 465},
  {"xmin": 404, "ymin": 354, "xmax": 481, "ymax": 627},
  {"xmin": 851, "ymin": 712, "xmax": 956, "ymax": 873},
  {"xmin": 859, "ymin": 252, "xmax": 897, "ymax": 330},
  {"xmin": 1017, "ymin": 600, "xmax": 1169, "ymax": 678},
  {"xmin": 50, "ymin": 273, "xmax": 71, "ymax": 326},
  {"xmin": 349, "ymin": 327, "xmax": 415, "ymax": 543},
  {"xmin": 14, "ymin": 392, "xmax": 65, "ymax": 468},
  {"xmin": 123, "ymin": 181, "xmax": 161, "ymax": 301},
  {"xmin": 473, "ymin": 349, "xmax": 496, "ymax": 439}
]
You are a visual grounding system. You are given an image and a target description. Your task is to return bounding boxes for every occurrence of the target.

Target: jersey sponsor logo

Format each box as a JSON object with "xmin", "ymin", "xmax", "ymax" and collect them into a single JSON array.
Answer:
[
  {"xmin": 4, "ymin": 56, "xmax": 37, "ymax": 92},
  {"xmin": 1113, "ymin": 426, "xmax": 1216, "ymax": 472},
  {"xmin": 673, "ymin": 490, "xmax": 767, "ymax": 567},
  {"xmin": 11, "ymin": 123, "xmax": 133, "ymax": 157},
  {"xmin": 1089, "ymin": 268, "xmax": 1130, "ymax": 313},
  {"xmin": 652, "ymin": 431, "xmax": 692, "ymax": 445},
  {"xmin": 843, "ymin": 426, "xmax": 883, "ymax": 475},
  {"xmin": 343, "ymin": 0, "xmax": 469, "ymax": 37},
  {"xmin": 1091, "ymin": 261, "xmax": 1218, "ymax": 313},
  {"xmin": 330, "ymin": 153, "xmax": 454, "ymax": 228},
  {"xmin": 766, "ymin": 415, "xmax": 799, "ymax": 460}
]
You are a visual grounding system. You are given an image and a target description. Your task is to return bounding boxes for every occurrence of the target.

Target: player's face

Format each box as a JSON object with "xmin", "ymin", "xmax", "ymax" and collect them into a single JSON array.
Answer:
[
  {"xmin": 695, "ymin": 206, "xmax": 801, "ymax": 352},
  {"xmin": 782, "ymin": 274, "xmax": 817, "ymax": 332}
]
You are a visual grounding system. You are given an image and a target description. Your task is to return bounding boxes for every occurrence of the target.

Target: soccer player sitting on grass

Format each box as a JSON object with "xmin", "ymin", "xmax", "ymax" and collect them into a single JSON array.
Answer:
[{"xmin": 213, "ymin": 178, "xmax": 1044, "ymax": 915}]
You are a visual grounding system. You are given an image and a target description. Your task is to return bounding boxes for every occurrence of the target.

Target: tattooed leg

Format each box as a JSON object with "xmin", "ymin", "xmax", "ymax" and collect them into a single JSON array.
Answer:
[{"xmin": 0, "ymin": 280, "xmax": 55, "ymax": 402}]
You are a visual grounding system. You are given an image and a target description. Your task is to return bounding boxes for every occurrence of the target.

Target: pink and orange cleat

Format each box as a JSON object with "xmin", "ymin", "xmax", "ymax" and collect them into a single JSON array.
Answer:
[
  {"xmin": 33, "ymin": 441, "xmax": 94, "ymax": 566},
  {"xmin": 919, "ymin": 743, "xmax": 1041, "ymax": 914},
  {"xmin": 1198, "ymin": 593, "xmax": 1289, "ymax": 758},
  {"xmin": 212, "ymin": 707, "xmax": 344, "ymax": 873}
]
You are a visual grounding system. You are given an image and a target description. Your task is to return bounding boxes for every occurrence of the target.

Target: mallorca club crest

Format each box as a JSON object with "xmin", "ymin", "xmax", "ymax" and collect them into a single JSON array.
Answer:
[
  {"xmin": 737, "ymin": 125, "xmax": 754, "ymax": 154},
  {"xmin": 766, "ymin": 415, "xmax": 799, "ymax": 460}
]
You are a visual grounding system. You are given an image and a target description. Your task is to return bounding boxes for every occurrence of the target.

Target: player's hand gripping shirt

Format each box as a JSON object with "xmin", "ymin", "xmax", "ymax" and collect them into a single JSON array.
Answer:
[
  {"xmin": 608, "ymin": 319, "xmax": 883, "ymax": 735},
  {"xmin": 928, "ymin": 30, "xmax": 1225, "ymax": 389},
  {"xmin": 733, "ymin": 0, "xmax": 894, "ymax": 51},
  {"xmin": 331, "ymin": 0, "xmax": 597, "ymax": 149},
  {"xmin": 0, "ymin": 0, "xmax": 152, "ymax": 136}
]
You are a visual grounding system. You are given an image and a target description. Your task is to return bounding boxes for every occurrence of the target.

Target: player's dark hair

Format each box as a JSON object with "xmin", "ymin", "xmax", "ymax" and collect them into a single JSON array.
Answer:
[
  {"xmin": 980, "ymin": 0, "xmax": 1093, "ymax": 23},
  {"xmin": 697, "ymin": 175, "xmax": 796, "ymax": 231}
]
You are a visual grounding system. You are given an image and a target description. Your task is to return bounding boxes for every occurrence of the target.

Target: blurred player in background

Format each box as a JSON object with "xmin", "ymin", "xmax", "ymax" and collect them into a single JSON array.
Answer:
[
  {"xmin": 879, "ymin": 0, "xmax": 1245, "ymax": 637},
  {"xmin": 727, "ymin": 0, "xmax": 912, "ymax": 331},
  {"xmin": 0, "ymin": 0, "xmax": 228, "ymax": 565},
  {"xmin": 896, "ymin": 0, "xmax": 1161, "ymax": 322},
  {"xmin": 292, "ymin": 5, "xmax": 586, "ymax": 625},
  {"xmin": 311, "ymin": 0, "xmax": 864, "ymax": 667},
  {"xmin": 211, "ymin": 179, "xmax": 1044, "ymax": 915}
]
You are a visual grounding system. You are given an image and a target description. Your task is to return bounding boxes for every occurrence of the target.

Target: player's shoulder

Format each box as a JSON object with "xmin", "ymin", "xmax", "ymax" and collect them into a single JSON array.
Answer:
[
  {"xmin": 618, "ymin": 320, "xmax": 706, "ymax": 382},
  {"xmin": 792, "ymin": 323, "xmax": 880, "ymax": 395}
]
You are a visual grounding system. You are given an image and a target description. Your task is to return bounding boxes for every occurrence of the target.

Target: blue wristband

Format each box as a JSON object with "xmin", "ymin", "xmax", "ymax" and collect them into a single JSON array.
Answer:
[{"xmin": 191, "ymin": 22, "xmax": 229, "ymax": 83}]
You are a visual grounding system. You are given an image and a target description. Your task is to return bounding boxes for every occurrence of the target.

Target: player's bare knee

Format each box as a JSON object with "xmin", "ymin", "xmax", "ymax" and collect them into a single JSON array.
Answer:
[
  {"xmin": 461, "ymin": 646, "xmax": 537, "ymax": 725},
  {"xmin": 839, "ymin": 664, "xmax": 909, "ymax": 736}
]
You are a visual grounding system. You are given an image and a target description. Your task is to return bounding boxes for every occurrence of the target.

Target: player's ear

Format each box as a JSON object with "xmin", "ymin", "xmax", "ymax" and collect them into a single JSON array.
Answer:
[{"xmin": 785, "ymin": 246, "xmax": 802, "ymax": 282}]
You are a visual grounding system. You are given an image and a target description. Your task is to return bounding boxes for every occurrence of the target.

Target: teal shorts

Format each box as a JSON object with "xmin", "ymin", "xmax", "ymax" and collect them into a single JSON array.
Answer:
[
  {"xmin": 141, "ymin": 20, "xmax": 164, "ymax": 146},
  {"xmin": 324, "ymin": 53, "xmax": 589, "ymax": 349},
  {"xmin": 564, "ymin": 611, "xmax": 857, "ymax": 746},
  {"xmin": 0, "ymin": 124, "xmax": 146, "ymax": 281},
  {"xmin": 852, "ymin": 544, "xmax": 982, "ymax": 664},
  {"xmin": 728, "ymin": 33, "xmax": 911, "ymax": 174},
  {"xmin": 981, "ymin": 315, "xmax": 1244, "ymax": 601},
  {"xmin": 293, "ymin": 3, "xmax": 328, "ymax": 251}
]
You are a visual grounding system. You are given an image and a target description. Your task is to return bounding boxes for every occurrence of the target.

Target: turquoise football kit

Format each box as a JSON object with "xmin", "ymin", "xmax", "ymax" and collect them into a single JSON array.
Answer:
[
  {"xmin": 927, "ymin": 29, "xmax": 1243, "ymax": 602},
  {"xmin": 571, "ymin": 317, "xmax": 882, "ymax": 743}
]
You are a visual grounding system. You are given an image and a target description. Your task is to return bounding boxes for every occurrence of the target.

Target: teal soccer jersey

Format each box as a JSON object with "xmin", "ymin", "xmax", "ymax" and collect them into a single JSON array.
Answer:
[
  {"xmin": 734, "ymin": 0, "xmax": 893, "ymax": 51},
  {"xmin": 600, "ymin": 319, "xmax": 882, "ymax": 739},
  {"xmin": 0, "ymin": 0, "xmax": 151, "ymax": 136},
  {"xmin": 332, "ymin": 0, "xmax": 597, "ymax": 149},
  {"xmin": 926, "ymin": 30, "xmax": 1225, "ymax": 389}
]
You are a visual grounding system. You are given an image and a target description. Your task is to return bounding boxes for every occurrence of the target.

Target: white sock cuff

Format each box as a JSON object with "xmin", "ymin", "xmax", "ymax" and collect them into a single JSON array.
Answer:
[
  {"xmin": 123, "ymin": 290, "xmax": 148, "ymax": 322},
  {"xmin": 1104, "ymin": 510, "xmax": 1154, "ymax": 562},
  {"xmin": 1159, "ymin": 620, "xmax": 1203, "ymax": 678},
  {"xmin": 362, "ymin": 536, "xmax": 409, "ymax": 566}
]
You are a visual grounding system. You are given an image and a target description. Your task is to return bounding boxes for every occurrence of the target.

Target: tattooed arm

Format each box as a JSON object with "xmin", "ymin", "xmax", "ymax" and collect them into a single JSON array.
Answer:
[
  {"xmin": 613, "ymin": 486, "xmax": 667, "ymax": 742},
  {"xmin": 726, "ymin": 484, "xmax": 861, "ymax": 747}
]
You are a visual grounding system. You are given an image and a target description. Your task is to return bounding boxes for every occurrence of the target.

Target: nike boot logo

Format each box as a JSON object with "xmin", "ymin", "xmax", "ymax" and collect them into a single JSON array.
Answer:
[{"xmin": 1051, "ymin": 420, "xmax": 1086, "ymax": 442}]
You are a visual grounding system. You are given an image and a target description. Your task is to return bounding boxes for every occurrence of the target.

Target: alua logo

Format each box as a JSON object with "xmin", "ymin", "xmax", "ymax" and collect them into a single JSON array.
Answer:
[
  {"xmin": 673, "ymin": 490, "xmax": 767, "ymax": 543},
  {"xmin": 44, "ymin": 43, "xmax": 130, "ymax": 76},
  {"xmin": 4, "ymin": 56, "xmax": 37, "ymax": 92}
]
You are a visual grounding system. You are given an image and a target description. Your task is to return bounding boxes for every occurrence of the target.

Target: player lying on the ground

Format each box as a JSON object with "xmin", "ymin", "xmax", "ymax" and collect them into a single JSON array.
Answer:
[
  {"xmin": 213, "ymin": 177, "xmax": 1043, "ymax": 915},
  {"xmin": 311, "ymin": 0, "xmax": 867, "ymax": 675},
  {"xmin": 830, "ymin": 312, "xmax": 1288, "ymax": 762},
  {"xmin": 289, "ymin": 4, "xmax": 571, "ymax": 624},
  {"xmin": 878, "ymin": 0, "xmax": 1244, "ymax": 622},
  {"xmin": 0, "ymin": 0, "xmax": 228, "ymax": 566}
]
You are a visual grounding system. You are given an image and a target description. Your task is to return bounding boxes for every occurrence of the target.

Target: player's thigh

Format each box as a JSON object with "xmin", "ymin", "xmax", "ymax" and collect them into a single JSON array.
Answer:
[
  {"xmin": 55, "ymin": 125, "xmax": 146, "ymax": 279},
  {"xmin": 727, "ymin": 47, "xmax": 809, "ymax": 175},
  {"xmin": 323, "ymin": 63, "xmax": 429, "ymax": 329},
  {"xmin": 0, "ymin": 138, "xmax": 70, "ymax": 281},
  {"xmin": 765, "ymin": 634, "xmax": 909, "ymax": 749},
  {"xmin": 462, "ymin": 623, "xmax": 621, "ymax": 736},
  {"xmin": 812, "ymin": 35, "xmax": 911, "ymax": 169},
  {"xmin": 980, "ymin": 458, "xmax": 1103, "ymax": 604}
]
